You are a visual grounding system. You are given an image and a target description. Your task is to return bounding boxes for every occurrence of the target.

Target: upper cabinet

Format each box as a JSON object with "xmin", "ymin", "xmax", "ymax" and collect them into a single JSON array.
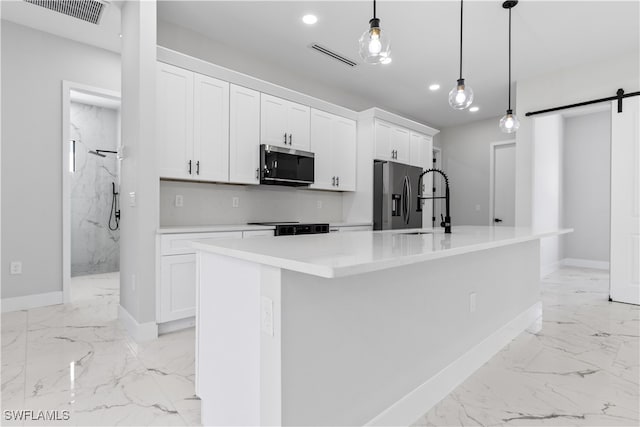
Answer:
[
  {"xmin": 309, "ymin": 109, "xmax": 356, "ymax": 191},
  {"xmin": 374, "ymin": 120, "xmax": 410, "ymax": 163},
  {"xmin": 410, "ymin": 132, "xmax": 433, "ymax": 169},
  {"xmin": 157, "ymin": 62, "xmax": 229, "ymax": 182},
  {"xmin": 260, "ymin": 93, "xmax": 310, "ymax": 151},
  {"xmin": 229, "ymin": 84, "xmax": 261, "ymax": 184}
]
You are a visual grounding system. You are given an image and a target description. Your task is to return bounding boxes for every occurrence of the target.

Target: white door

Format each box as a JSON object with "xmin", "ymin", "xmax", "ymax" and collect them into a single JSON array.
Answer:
[
  {"xmin": 157, "ymin": 63, "xmax": 194, "ymax": 179},
  {"xmin": 229, "ymin": 84, "xmax": 261, "ymax": 184},
  {"xmin": 610, "ymin": 97, "xmax": 640, "ymax": 305},
  {"xmin": 374, "ymin": 120, "xmax": 393, "ymax": 161},
  {"xmin": 193, "ymin": 74, "xmax": 229, "ymax": 182},
  {"xmin": 286, "ymin": 102, "xmax": 311, "ymax": 151},
  {"xmin": 260, "ymin": 93, "xmax": 288, "ymax": 147},
  {"xmin": 334, "ymin": 116, "xmax": 357, "ymax": 191},
  {"xmin": 491, "ymin": 142, "xmax": 516, "ymax": 226},
  {"xmin": 160, "ymin": 254, "xmax": 197, "ymax": 322},
  {"xmin": 391, "ymin": 126, "xmax": 411, "ymax": 164},
  {"xmin": 309, "ymin": 109, "xmax": 335, "ymax": 190}
]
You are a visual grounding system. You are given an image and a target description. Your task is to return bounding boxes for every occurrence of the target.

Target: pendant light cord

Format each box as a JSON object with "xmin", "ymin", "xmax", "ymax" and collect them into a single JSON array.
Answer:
[
  {"xmin": 373, "ymin": 0, "xmax": 377, "ymax": 19},
  {"xmin": 508, "ymin": 7, "xmax": 512, "ymax": 110},
  {"xmin": 459, "ymin": 0, "xmax": 464, "ymax": 79}
]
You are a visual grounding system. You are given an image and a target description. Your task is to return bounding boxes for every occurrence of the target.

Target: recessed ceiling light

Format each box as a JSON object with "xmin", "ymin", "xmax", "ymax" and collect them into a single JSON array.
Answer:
[
  {"xmin": 302, "ymin": 14, "xmax": 318, "ymax": 25},
  {"xmin": 429, "ymin": 84, "xmax": 440, "ymax": 91},
  {"xmin": 469, "ymin": 106, "xmax": 479, "ymax": 112},
  {"xmin": 380, "ymin": 56, "xmax": 392, "ymax": 65}
]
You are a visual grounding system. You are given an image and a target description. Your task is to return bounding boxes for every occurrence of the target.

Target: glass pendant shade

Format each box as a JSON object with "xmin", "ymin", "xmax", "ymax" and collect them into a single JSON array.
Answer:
[
  {"xmin": 359, "ymin": 19, "xmax": 391, "ymax": 64},
  {"xmin": 499, "ymin": 110, "xmax": 520, "ymax": 133},
  {"xmin": 448, "ymin": 79, "xmax": 474, "ymax": 110}
]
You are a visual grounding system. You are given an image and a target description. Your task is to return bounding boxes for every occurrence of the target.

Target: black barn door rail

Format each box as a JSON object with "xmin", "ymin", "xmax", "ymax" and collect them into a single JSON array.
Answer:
[{"xmin": 525, "ymin": 88, "xmax": 640, "ymax": 117}]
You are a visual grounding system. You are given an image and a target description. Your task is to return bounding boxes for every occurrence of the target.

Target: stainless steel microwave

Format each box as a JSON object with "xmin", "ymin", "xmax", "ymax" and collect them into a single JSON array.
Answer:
[{"xmin": 260, "ymin": 144, "xmax": 314, "ymax": 186}]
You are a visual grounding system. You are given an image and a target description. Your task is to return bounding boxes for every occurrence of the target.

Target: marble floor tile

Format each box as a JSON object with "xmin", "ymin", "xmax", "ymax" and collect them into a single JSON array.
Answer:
[
  {"xmin": 3, "ymin": 268, "xmax": 636, "ymax": 427},
  {"xmin": 413, "ymin": 267, "xmax": 640, "ymax": 427}
]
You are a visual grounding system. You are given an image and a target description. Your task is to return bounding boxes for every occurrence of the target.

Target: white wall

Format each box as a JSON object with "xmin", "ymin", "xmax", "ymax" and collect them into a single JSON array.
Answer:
[
  {"xmin": 515, "ymin": 52, "xmax": 640, "ymax": 227},
  {"xmin": 532, "ymin": 115, "xmax": 564, "ymax": 276},
  {"xmin": 1, "ymin": 21, "xmax": 120, "ymax": 299},
  {"xmin": 118, "ymin": 0, "xmax": 158, "ymax": 328},
  {"xmin": 437, "ymin": 117, "xmax": 513, "ymax": 226},
  {"xmin": 160, "ymin": 181, "xmax": 344, "ymax": 226},
  {"xmin": 562, "ymin": 110, "xmax": 611, "ymax": 263}
]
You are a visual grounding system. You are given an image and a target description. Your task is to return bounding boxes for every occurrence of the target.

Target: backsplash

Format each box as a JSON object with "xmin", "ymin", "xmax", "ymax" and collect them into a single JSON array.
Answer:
[{"xmin": 159, "ymin": 180, "xmax": 344, "ymax": 226}]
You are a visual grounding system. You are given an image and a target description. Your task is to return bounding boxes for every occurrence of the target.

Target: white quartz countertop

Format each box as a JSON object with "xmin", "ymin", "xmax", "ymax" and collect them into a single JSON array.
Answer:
[
  {"xmin": 192, "ymin": 226, "xmax": 572, "ymax": 278},
  {"xmin": 329, "ymin": 222, "xmax": 373, "ymax": 228},
  {"xmin": 157, "ymin": 224, "xmax": 275, "ymax": 234}
]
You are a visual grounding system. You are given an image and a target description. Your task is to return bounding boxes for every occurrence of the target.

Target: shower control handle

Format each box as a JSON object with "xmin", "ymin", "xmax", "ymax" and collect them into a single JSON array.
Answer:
[
  {"xmin": 188, "ymin": 160, "xmax": 192, "ymax": 175},
  {"xmin": 196, "ymin": 161, "xmax": 200, "ymax": 175}
]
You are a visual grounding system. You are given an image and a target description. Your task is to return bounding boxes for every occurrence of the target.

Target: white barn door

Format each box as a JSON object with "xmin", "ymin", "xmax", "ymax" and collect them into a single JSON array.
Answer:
[{"xmin": 610, "ymin": 97, "xmax": 640, "ymax": 305}]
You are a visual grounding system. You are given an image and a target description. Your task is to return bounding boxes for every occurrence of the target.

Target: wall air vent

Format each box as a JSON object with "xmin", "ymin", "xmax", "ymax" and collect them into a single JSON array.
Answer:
[
  {"xmin": 23, "ymin": 0, "xmax": 109, "ymax": 25},
  {"xmin": 309, "ymin": 43, "xmax": 358, "ymax": 67}
]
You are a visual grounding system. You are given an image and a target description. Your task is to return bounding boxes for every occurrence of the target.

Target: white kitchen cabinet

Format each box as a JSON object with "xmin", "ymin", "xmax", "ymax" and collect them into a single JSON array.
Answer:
[
  {"xmin": 374, "ymin": 120, "xmax": 410, "ymax": 162},
  {"xmin": 157, "ymin": 62, "xmax": 230, "ymax": 182},
  {"xmin": 157, "ymin": 62, "xmax": 194, "ymax": 180},
  {"xmin": 410, "ymin": 132, "xmax": 432, "ymax": 169},
  {"xmin": 260, "ymin": 93, "xmax": 310, "ymax": 150},
  {"xmin": 157, "ymin": 231, "xmax": 242, "ymax": 323},
  {"xmin": 309, "ymin": 109, "xmax": 356, "ymax": 191},
  {"xmin": 229, "ymin": 84, "xmax": 261, "ymax": 184}
]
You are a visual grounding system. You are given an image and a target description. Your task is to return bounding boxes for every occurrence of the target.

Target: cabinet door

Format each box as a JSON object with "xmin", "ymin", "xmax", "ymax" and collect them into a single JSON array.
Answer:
[
  {"xmin": 374, "ymin": 120, "xmax": 393, "ymax": 161},
  {"xmin": 260, "ymin": 93, "xmax": 289, "ymax": 147},
  {"xmin": 334, "ymin": 116, "xmax": 357, "ymax": 191},
  {"xmin": 193, "ymin": 74, "xmax": 229, "ymax": 182},
  {"xmin": 309, "ymin": 109, "xmax": 335, "ymax": 190},
  {"xmin": 229, "ymin": 85, "xmax": 260, "ymax": 184},
  {"xmin": 286, "ymin": 102, "xmax": 311, "ymax": 150},
  {"xmin": 160, "ymin": 254, "xmax": 196, "ymax": 322},
  {"xmin": 410, "ymin": 132, "xmax": 431, "ymax": 168},
  {"xmin": 391, "ymin": 125, "xmax": 411, "ymax": 164},
  {"xmin": 157, "ymin": 63, "xmax": 194, "ymax": 179}
]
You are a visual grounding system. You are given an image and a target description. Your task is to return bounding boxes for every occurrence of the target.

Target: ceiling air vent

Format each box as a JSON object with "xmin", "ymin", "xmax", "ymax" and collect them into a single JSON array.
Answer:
[
  {"xmin": 309, "ymin": 43, "xmax": 358, "ymax": 67},
  {"xmin": 23, "ymin": 0, "xmax": 109, "ymax": 25}
]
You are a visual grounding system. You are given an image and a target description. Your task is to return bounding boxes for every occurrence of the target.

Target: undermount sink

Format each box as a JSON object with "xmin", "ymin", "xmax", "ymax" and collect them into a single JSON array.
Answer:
[{"xmin": 397, "ymin": 231, "xmax": 434, "ymax": 235}]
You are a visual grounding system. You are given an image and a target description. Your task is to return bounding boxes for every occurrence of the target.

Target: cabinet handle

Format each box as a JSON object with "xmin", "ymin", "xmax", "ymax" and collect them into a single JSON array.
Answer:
[
  {"xmin": 196, "ymin": 161, "xmax": 200, "ymax": 175},
  {"xmin": 188, "ymin": 160, "xmax": 192, "ymax": 175},
  {"xmin": 332, "ymin": 176, "xmax": 335, "ymax": 186},
  {"xmin": 283, "ymin": 133, "xmax": 287, "ymax": 144},
  {"xmin": 336, "ymin": 176, "xmax": 340, "ymax": 187},
  {"xmin": 256, "ymin": 168, "xmax": 260, "ymax": 180},
  {"xmin": 289, "ymin": 134, "xmax": 292, "ymax": 145}
]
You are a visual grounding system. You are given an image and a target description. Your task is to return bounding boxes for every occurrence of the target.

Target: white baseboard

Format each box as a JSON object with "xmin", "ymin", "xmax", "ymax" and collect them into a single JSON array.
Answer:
[
  {"xmin": 158, "ymin": 316, "xmax": 195, "ymax": 335},
  {"xmin": 1, "ymin": 291, "xmax": 63, "ymax": 313},
  {"xmin": 540, "ymin": 261, "xmax": 562, "ymax": 278},
  {"xmin": 365, "ymin": 302, "xmax": 542, "ymax": 427},
  {"xmin": 561, "ymin": 258, "xmax": 609, "ymax": 270},
  {"xmin": 118, "ymin": 304, "xmax": 158, "ymax": 342}
]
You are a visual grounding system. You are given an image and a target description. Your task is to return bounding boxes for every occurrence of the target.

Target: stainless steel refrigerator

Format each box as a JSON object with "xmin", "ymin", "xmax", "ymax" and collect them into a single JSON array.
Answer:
[{"xmin": 373, "ymin": 160, "xmax": 423, "ymax": 230}]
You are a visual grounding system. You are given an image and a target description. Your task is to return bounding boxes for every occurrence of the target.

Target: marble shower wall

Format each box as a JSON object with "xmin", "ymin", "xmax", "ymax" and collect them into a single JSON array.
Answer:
[{"xmin": 70, "ymin": 102, "xmax": 120, "ymax": 276}]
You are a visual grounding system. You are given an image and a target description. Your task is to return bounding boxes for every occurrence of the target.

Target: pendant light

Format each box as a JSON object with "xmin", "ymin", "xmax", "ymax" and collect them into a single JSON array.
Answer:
[
  {"xmin": 448, "ymin": 0, "xmax": 474, "ymax": 110},
  {"xmin": 499, "ymin": 1, "xmax": 520, "ymax": 133},
  {"xmin": 358, "ymin": 0, "xmax": 391, "ymax": 65}
]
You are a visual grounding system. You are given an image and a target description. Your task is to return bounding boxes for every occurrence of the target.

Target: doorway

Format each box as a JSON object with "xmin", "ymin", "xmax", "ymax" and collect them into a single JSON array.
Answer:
[
  {"xmin": 490, "ymin": 141, "xmax": 516, "ymax": 227},
  {"xmin": 62, "ymin": 82, "xmax": 121, "ymax": 303},
  {"xmin": 432, "ymin": 147, "xmax": 444, "ymax": 228}
]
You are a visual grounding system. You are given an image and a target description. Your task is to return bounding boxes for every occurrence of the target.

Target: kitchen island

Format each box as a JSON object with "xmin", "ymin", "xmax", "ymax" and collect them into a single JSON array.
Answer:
[{"xmin": 192, "ymin": 226, "xmax": 570, "ymax": 426}]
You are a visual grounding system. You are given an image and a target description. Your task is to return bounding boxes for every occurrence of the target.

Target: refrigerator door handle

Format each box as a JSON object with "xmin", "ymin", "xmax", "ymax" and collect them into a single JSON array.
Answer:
[
  {"xmin": 407, "ymin": 176, "xmax": 412, "ymax": 224},
  {"xmin": 403, "ymin": 176, "xmax": 410, "ymax": 224}
]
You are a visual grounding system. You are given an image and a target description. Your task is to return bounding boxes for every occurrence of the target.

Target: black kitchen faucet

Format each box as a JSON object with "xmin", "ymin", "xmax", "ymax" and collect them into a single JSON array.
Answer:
[{"xmin": 416, "ymin": 168, "xmax": 452, "ymax": 234}]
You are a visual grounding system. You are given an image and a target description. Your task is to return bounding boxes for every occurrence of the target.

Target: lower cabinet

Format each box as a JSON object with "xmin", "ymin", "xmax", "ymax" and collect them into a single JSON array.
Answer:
[{"xmin": 158, "ymin": 230, "xmax": 272, "ymax": 324}]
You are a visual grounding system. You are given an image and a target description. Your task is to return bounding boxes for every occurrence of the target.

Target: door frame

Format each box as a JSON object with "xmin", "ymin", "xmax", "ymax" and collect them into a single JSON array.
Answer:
[
  {"xmin": 62, "ymin": 81, "xmax": 121, "ymax": 303},
  {"xmin": 489, "ymin": 140, "xmax": 516, "ymax": 227},
  {"xmin": 431, "ymin": 147, "xmax": 442, "ymax": 228}
]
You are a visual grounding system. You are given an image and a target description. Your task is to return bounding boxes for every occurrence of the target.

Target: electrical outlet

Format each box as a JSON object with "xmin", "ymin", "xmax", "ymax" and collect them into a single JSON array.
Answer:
[
  {"xmin": 175, "ymin": 195, "xmax": 184, "ymax": 207},
  {"xmin": 261, "ymin": 296, "xmax": 274, "ymax": 336},
  {"xmin": 469, "ymin": 292, "xmax": 477, "ymax": 313},
  {"xmin": 10, "ymin": 261, "xmax": 22, "ymax": 275},
  {"xmin": 317, "ymin": 200, "xmax": 323, "ymax": 209},
  {"xmin": 475, "ymin": 204, "xmax": 481, "ymax": 212},
  {"xmin": 232, "ymin": 197, "xmax": 240, "ymax": 208},
  {"xmin": 129, "ymin": 192, "xmax": 136, "ymax": 207}
]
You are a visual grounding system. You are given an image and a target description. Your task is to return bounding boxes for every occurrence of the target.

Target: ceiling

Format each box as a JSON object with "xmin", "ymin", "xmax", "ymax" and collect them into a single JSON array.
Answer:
[
  {"xmin": 158, "ymin": 1, "xmax": 639, "ymax": 128},
  {"xmin": 2, "ymin": 1, "xmax": 637, "ymax": 129}
]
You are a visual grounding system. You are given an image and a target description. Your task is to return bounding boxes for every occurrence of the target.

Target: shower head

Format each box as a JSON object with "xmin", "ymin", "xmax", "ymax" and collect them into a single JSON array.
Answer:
[{"xmin": 88, "ymin": 150, "xmax": 106, "ymax": 158}]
